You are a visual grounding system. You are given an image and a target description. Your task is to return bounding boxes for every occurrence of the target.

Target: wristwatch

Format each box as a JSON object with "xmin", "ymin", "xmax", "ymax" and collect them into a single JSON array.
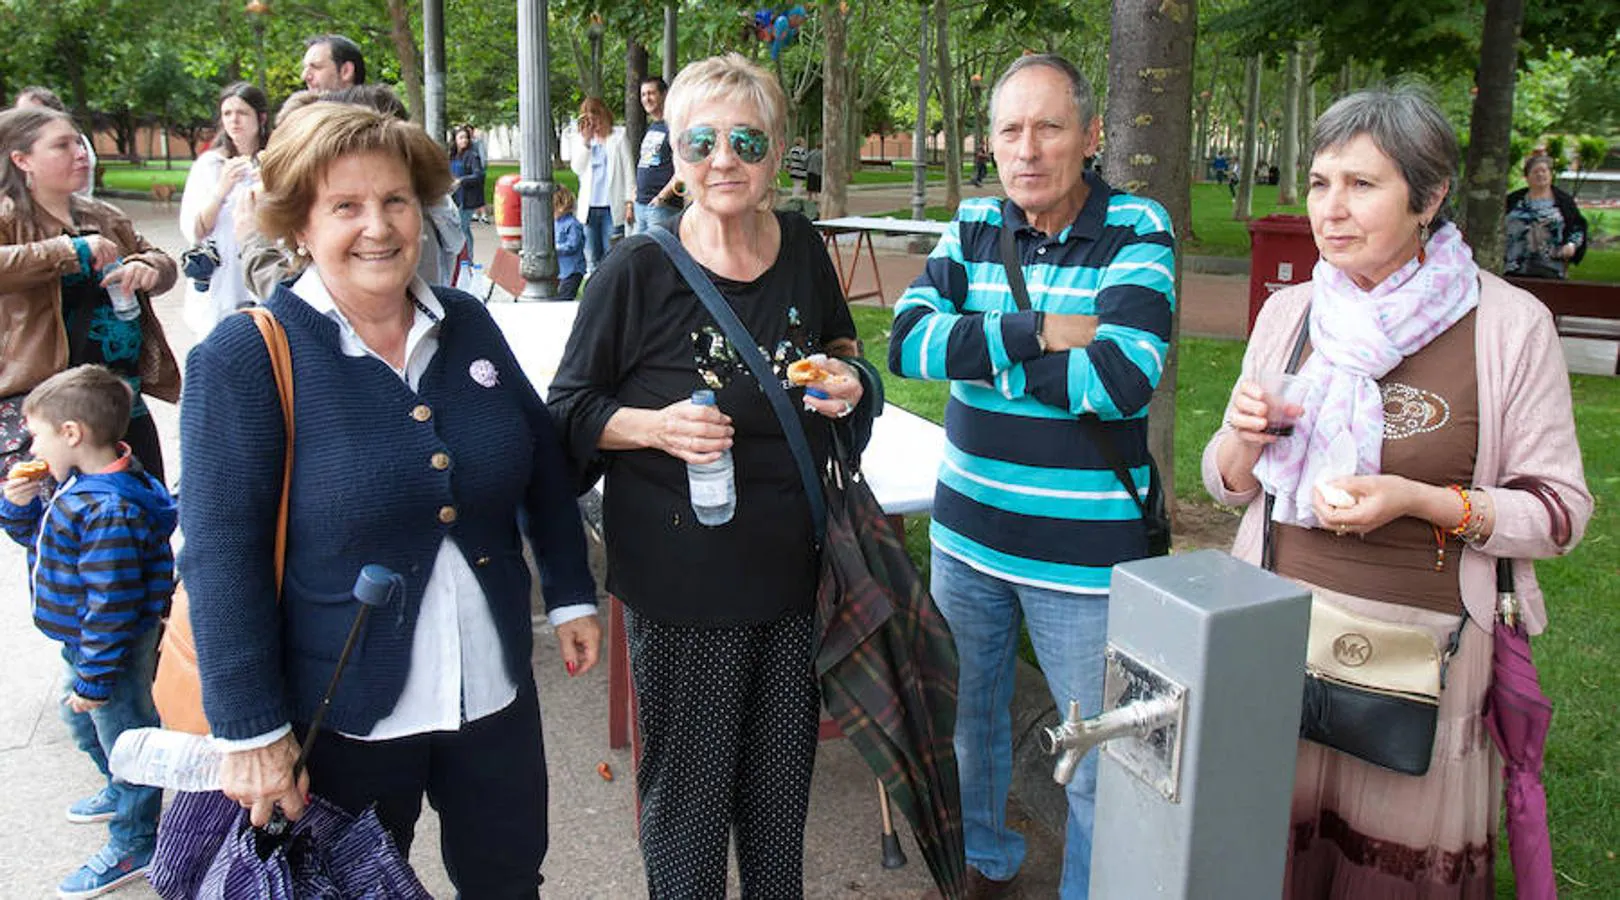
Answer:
[{"xmin": 1034, "ymin": 311, "xmax": 1048, "ymax": 353}]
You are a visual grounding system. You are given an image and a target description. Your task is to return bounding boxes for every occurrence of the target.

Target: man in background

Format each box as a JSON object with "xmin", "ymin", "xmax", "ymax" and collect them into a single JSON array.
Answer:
[{"xmin": 301, "ymin": 34, "xmax": 365, "ymax": 92}]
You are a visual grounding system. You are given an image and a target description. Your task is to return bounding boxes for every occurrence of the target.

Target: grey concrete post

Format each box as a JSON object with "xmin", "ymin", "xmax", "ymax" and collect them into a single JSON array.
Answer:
[
  {"xmin": 423, "ymin": 0, "xmax": 446, "ymax": 144},
  {"xmin": 517, "ymin": 0, "xmax": 558, "ymax": 300},
  {"xmin": 1048, "ymin": 550, "xmax": 1310, "ymax": 897}
]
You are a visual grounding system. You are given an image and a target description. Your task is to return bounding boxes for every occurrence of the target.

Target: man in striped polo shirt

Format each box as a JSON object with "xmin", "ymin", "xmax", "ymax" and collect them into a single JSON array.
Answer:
[{"xmin": 890, "ymin": 54, "xmax": 1174, "ymax": 900}]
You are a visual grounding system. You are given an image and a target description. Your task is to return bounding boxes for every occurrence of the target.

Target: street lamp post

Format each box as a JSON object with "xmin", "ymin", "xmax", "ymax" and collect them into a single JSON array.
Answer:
[
  {"xmin": 244, "ymin": 0, "xmax": 269, "ymax": 93},
  {"xmin": 517, "ymin": 0, "xmax": 558, "ymax": 299}
]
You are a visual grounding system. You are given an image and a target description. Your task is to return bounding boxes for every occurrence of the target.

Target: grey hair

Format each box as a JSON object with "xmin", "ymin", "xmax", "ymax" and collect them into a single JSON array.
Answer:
[
  {"xmin": 1310, "ymin": 87, "xmax": 1459, "ymax": 226},
  {"xmin": 665, "ymin": 53, "xmax": 788, "ymax": 157},
  {"xmin": 989, "ymin": 54, "xmax": 1096, "ymax": 127}
]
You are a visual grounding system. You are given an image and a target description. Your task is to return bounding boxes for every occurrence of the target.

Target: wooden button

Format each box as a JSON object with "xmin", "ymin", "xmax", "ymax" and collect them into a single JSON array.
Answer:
[
  {"xmin": 411, "ymin": 404, "xmax": 433, "ymax": 422},
  {"xmin": 438, "ymin": 505, "xmax": 457, "ymax": 524},
  {"xmin": 430, "ymin": 452, "xmax": 450, "ymax": 470}
]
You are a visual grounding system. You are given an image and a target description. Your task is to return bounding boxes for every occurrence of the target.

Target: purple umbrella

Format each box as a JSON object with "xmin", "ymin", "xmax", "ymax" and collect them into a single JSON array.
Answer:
[
  {"xmin": 148, "ymin": 791, "xmax": 431, "ymax": 900},
  {"xmin": 1484, "ymin": 558, "xmax": 1557, "ymax": 900}
]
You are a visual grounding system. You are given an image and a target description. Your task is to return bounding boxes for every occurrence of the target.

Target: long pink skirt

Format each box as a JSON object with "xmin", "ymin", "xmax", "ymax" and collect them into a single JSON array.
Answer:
[{"xmin": 1284, "ymin": 586, "xmax": 1500, "ymax": 899}]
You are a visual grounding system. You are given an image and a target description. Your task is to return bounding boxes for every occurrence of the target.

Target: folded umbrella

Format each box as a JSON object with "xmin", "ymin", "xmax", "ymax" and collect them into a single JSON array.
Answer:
[
  {"xmin": 814, "ymin": 436, "xmax": 967, "ymax": 900},
  {"xmin": 1485, "ymin": 558, "xmax": 1557, "ymax": 900},
  {"xmin": 148, "ymin": 565, "xmax": 430, "ymax": 900}
]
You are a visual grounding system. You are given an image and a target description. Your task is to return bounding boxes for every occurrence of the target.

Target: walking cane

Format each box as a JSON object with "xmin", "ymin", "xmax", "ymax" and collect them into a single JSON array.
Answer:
[
  {"xmin": 261, "ymin": 564, "xmax": 403, "ymax": 844},
  {"xmin": 877, "ymin": 779, "xmax": 908, "ymax": 869}
]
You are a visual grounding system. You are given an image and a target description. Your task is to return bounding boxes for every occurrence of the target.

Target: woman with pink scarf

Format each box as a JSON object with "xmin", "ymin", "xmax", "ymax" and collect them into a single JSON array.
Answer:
[{"xmin": 1203, "ymin": 88, "xmax": 1591, "ymax": 897}]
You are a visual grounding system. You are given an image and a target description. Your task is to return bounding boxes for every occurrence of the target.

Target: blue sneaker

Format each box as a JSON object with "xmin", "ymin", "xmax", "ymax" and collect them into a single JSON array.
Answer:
[
  {"xmin": 65, "ymin": 787, "xmax": 117, "ymax": 824},
  {"xmin": 56, "ymin": 844, "xmax": 152, "ymax": 899}
]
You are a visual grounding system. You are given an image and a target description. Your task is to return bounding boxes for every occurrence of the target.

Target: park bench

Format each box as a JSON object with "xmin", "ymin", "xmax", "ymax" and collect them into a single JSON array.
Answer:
[{"xmin": 1506, "ymin": 276, "xmax": 1620, "ymax": 374}]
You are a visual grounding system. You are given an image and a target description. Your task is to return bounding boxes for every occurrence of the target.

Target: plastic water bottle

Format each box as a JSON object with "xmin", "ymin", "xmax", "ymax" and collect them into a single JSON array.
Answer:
[
  {"xmin": 109, "ymin": 727, "xmax": 221, "ymax": 791},
  {"xmin": 686, "ymin": 390, "xmax": 735, "ymax": 526},
  {"xmin": 457, "ymin": 259, "xmax": 474, "ymax": 292},
  {"xmin": 470, "ymin": 263, "xmax": 490, "ymax": 300},
  {"xmin": 101, "ymin": 260, "xmax": 141, "ymax": 322}
]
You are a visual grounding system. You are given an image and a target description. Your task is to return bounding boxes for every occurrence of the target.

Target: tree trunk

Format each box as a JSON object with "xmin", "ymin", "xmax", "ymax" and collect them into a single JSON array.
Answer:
[
  {"xmin": 933, "ymin": 0, "xmax": 960, "ymax": 212},
  {"xmin": 384, "ymin": 0, "xmax": 425, "ymax": 123},
  {"xmin": 1278, "ymin": 46, "xmax": 1302, "ymax": 205},
  {"xmin": 1462, "ymin": 0, "xmax": 1525, "ymax": 273},
  {"xmin": 1235, "ymin": 55, "xmax": 1261, "ymax": 220},
  {"xmin": 820, "ymin": 1, "xmax": 850, "ymax": 218},
  {"xmin": 1299, "ymin": 42, "xmax": 1317, "ymax": 163},
  {"xmin": 1102, "ymin": 0, "xmax": 1196, "ymax": 504},
  {"xmin": 663, "ymin": 1, "xmax": 678, "ymax": 83},
  {"xmin": 625, "ymin": 39, "xmax": 648, "ymax": 156}
]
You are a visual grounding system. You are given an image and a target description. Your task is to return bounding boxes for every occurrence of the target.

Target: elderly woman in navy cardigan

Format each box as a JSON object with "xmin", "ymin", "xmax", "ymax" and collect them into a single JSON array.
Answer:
[{"xmin": 177, "ymin": 103, "xmax": 600, "ymax": 898}]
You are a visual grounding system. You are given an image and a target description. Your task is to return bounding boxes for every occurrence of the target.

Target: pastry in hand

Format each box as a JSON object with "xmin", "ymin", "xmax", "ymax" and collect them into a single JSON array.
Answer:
[
  {"xmin": 787, "ymin": 354, "xmax": 847, "ymax": 386},
  {"xmin": 6, "ymin": 459, "xmax": 49, "ymax": 482}
]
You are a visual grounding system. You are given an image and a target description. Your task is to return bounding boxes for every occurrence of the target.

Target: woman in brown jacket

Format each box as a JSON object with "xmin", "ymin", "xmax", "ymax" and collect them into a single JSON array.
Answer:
[{"xmin": 0, "ymin": 107, "xmax": 180, "ymax": 479}]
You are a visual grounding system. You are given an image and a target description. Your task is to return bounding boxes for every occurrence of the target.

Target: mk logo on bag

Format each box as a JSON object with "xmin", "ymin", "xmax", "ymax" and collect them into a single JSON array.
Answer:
[{"xmin": 1332, "ymin": 633, "xmax": 1373, "ymax": 668}]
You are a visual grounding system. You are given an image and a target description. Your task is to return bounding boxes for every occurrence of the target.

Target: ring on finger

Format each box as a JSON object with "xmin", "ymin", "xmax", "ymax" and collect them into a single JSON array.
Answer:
[{"xmin": 836, "ymin": 400, "xmax": 853, "ymax": 418}]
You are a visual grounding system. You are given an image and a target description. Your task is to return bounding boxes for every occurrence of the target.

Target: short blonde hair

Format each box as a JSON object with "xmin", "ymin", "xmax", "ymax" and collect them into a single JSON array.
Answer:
[
  {"xmin": 256, "ymin": 103, "xmax": 453, "ymax": 246},
  {"xmin": 24, "ymin": 365, "xmax": 132, "ymax": 446},
  {"xmin": 665, "ymin": 53, "xmax": 788, "ymax": 158}
]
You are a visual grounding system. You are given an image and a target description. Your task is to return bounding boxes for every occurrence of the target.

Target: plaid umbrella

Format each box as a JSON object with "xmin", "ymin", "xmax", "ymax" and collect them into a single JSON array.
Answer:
[
  {"xmin": 147, "ymin": 790, "xmax": 431, "ymax": 899},
  {"xmin": 813, "ymin": 443, "xmax": 967, "ymax": 900},
  {"xmin": 1485, "ymin": 558, "xmax": 1557, "ymax": 900}
]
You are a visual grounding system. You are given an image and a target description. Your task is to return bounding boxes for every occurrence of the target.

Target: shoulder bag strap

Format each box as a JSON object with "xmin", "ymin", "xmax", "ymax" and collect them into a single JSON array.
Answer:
[
  {"xmin": 645, "ymin": 228, "xmax": 827, "ymax": 543},
  {"xmin": 243, "ymin": 307, "xmax": 294, "ymax": 596},
  {"xmin": 1260, "ymin": 310, "xmax": 1312, "ymax": 571},
  {"xmin": 998, "ymin": 201, "xmax": 1156, "ymax": 519}
]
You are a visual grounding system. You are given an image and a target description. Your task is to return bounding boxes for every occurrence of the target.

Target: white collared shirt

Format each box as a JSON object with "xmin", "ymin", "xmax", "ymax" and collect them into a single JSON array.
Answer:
[{"xmin": 213, "ymin": 271, "xmax": 589, "ymax": 750}]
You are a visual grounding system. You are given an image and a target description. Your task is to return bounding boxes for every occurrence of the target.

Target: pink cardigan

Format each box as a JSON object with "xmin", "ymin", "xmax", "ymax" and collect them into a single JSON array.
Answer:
[{"xmin": 1201, "ymin": 271, "xmax": 1592, "ymax": 635}]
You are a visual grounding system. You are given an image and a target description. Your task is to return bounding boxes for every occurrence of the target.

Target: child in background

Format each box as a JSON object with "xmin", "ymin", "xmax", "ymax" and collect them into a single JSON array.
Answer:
[
  {"xmin": 554, "ymin": 183, "xmax": 586, "ymax": 301},
  {"xmin": 0, "ymin": 365, "xmax": 176, "ymax": 900}
]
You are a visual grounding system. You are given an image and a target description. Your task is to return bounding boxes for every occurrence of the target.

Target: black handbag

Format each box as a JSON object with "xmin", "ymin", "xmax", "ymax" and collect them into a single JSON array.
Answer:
[
  {"xmin": 1260, "ymin": 314, "xmax": 1462, "ymax": 776},
  {"xmin": 997, "ymin": 207, "xmax": 1170, "ymax": 557}
]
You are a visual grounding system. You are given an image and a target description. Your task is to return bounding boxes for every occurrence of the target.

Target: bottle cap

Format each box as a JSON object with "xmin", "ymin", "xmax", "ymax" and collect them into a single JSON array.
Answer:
[{"xmin": 691, "ymin": 389, "xmax": 716, "ymax": 406}]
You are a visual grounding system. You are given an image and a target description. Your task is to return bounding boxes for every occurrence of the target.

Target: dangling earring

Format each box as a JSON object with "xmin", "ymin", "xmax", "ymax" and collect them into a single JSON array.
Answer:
[
  {"xmin": 296, "ymin": 244, "xmax": 310, "ymax": 257},
  {"xmin": 24, "ymin": 170, "xmax": 34, "ymax": 191},
  {"xmin": 1417, "ymin": 221, "xmax": 1430, "ymax": 265}
]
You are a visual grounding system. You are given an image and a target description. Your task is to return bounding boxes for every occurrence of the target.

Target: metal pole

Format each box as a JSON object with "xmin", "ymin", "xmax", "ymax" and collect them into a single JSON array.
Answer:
[
  {"xmin": 663, "ymin": 0, "xmax": 678, "ymax": 84},
  {"xmin": 423, "ymin": 0, "xmax": 446, "ymax": 144},
  {"xmin": 255, "ymin": 21, "xmax": 267, "ymax": 93},
  {"xmin": 518, "ymin": 0, "xmax": 558, "ymax": 300},
  {"xmin": 910, "ymin": 5, "xmax": 928, "ymax": 224}
]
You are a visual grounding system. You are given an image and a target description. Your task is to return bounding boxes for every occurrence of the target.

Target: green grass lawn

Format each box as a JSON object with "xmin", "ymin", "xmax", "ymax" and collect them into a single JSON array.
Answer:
[{"xmin": 850, "ymin": 304, "xmax": 1619, "ymax": 897}]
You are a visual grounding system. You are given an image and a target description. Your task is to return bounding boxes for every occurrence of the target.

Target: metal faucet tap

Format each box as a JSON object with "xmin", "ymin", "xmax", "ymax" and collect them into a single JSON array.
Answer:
[{"xmin": 1040, "ymin": 695, "xmax": 1181, "ymax": 785}]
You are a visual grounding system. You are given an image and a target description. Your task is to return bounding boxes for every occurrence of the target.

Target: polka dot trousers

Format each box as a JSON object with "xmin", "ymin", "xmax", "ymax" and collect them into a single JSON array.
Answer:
[{"xmin": 625, "ymin": 607, "xmax": 820, "ymax": 899}]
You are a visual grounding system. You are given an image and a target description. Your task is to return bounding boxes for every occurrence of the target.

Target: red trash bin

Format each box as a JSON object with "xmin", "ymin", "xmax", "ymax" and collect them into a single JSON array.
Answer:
[
  {"xmin": 1246, "ymin": 215, "xmax": 1319, "ymax": 335},
  {"xmin": 493, "ymin": 173, "xmax": 524, "ymax": 251}
]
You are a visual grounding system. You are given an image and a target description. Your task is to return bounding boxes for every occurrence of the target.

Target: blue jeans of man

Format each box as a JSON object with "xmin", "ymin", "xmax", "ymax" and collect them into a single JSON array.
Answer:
[
  {"xmin": 931, "ymin": 549, "xmax": 1108, "ymax": 899},
  {"xmin": 58, "ymin": 626, "xmax": 162, "ymax": 853},
  {"xmin": 633, "ymin": 200, "xmax": 680, "ymax": 235},
  {"xmin": 458, "ymin": 206, "xmax": 475, "ymax": 259}
]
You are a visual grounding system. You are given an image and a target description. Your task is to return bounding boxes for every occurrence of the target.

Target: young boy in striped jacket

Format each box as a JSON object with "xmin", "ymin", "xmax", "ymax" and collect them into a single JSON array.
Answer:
[{"xmin": 1, "ymin": 365, "xmax": 176, "ymax": 899}]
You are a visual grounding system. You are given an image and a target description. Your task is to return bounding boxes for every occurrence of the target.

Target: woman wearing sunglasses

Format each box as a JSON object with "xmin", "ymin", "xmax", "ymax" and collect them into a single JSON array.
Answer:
[{"xmin": 548, "ymin": 53, "xmax": 881, "ymax": 898}]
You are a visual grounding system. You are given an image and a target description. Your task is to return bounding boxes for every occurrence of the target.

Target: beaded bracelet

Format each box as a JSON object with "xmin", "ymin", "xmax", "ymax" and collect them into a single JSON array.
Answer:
[
  {"xmin": 1458, "ymin": 489, "xmax": 1490, "ymax": 544},
  {"xmin": 1447, "ymin": 484, "xmax": 1472, "ymax": 536}
]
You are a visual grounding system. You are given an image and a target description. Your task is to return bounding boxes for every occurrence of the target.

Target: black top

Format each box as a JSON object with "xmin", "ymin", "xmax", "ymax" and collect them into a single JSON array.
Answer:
[
  {"xmin": 547, "ymin": 212, "xmax": 857, "ymax": 625},
  {"xmin": 634, "ymin": 121, "xmax": 680, "ymax": 207}
]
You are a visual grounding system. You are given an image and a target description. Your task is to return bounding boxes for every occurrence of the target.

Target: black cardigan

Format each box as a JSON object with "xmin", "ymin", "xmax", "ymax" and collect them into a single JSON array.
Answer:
[{"xmin": 1505, "ymin": 186, "xmax": 1588, "ymax": 266}]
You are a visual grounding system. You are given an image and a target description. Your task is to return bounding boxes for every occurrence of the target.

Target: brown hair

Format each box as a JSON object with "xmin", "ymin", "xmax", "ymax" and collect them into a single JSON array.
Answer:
[
  {"xmin": 23, "ymin": 365, "xmax": 132, "ymax": 446},
  {"xmin": 216, "ymin": 81, "xmax": 271, "ymax": 158},
  {"xmin": 0, "ymin": 106, "xmax": 75, "ymax": 212},
  {"xmin": 255, "ymin": 103, "xmax": 453, "ymax": 247},
  {"xmin": 1523, "ymin": 154, "xmax": 1556, "ymax": 178},
  {"xmin": 274, "ymin": 90, "xmax": 321, "ymax": 128},
  {"xmin": 552, "ymin": 183, "xmax": 575, "ymax": 216},
  {"xmin": 578, "ymin": 96, "xmax": 613, "ymax": 131},
  {"xmin": 15, "ymin": 86, "xmax": 67, "ymax": 112}
]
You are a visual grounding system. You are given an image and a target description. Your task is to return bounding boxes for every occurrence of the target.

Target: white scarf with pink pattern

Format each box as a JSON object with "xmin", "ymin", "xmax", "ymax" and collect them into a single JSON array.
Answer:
[{"xmin": 1255, "ymin": 222, "xmax": 1480, "ymax": 527}]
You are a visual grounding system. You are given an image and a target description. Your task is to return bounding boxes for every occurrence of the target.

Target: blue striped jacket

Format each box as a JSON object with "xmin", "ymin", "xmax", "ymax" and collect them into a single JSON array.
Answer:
[
  {"xmin": 889, "ymin": 173, "xmax": 1175, "ymax": 594},
  {"xmin": 0, "ymin": 462, "xmax": 176, "ymax": 699}
]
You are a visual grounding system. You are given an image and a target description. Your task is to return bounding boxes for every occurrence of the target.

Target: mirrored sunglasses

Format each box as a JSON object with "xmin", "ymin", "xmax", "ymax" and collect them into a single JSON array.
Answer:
[{"xmin": 676, "ymin": 125, "xmax": 772, "ymax": 165}]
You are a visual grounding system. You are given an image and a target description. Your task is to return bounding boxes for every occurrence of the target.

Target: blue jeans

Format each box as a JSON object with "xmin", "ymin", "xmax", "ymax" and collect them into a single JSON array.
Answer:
[
  {"xmin": 59, "ymin": 626, "xmax": 162, "ymax": 853},
  {"xmin": 584, "ymin": 206, "xmax": 617, "ymax": 273},
  {"xmin": 633, "ymin": 201, "xmax": 680, "ymax": 234},
  {"xmin": 458, "ymin": 206, "xmax": 475, "ymax": 259},
  {"xmin": 931, "ymin": 549, "xmax": 1108, "ymax": 899}
]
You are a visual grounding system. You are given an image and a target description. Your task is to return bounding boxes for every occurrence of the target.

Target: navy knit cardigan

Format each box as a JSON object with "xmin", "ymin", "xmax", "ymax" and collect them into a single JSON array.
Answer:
[{"xmin": 178, "ymin": 285, "xmax": 597, "ymax": 741}]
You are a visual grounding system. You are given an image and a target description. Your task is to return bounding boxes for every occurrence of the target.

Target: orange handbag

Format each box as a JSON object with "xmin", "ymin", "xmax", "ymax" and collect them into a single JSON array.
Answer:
[{"xmin": 153, "ymin": 308, "xmax": 295, "ymax": 734}]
